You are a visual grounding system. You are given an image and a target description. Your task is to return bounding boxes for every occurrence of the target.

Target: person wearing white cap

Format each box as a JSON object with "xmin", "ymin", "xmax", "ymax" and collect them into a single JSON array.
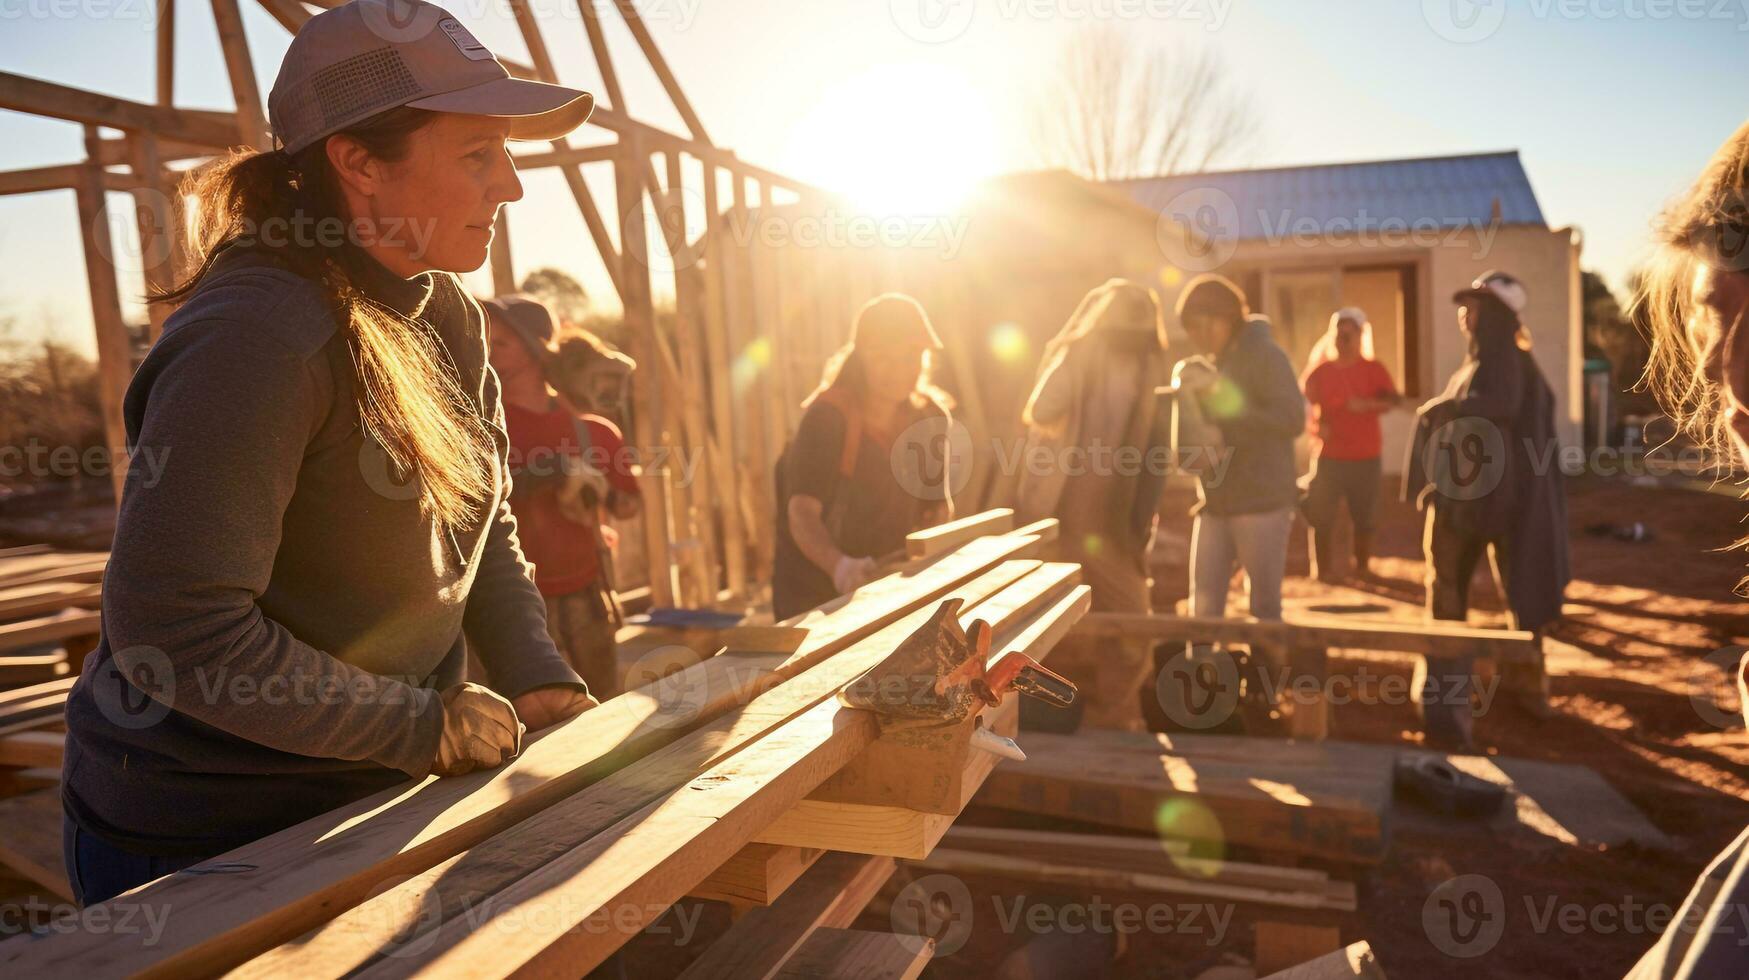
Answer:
[
  {"xmin": 58, "ymin": 0, "xmax": 600, "ymax": 904},
  {"xmin": 1403, "ymin": 269, "xmax": 1569, "ymax": 748},
  {"xmin": 1300, "ymin": 306, "xmax": 1403, "ymax": 584}
]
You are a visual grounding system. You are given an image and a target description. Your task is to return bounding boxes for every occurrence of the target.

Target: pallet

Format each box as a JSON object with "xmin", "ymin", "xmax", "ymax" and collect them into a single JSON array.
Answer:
[
  {"xmin": 974, "ymin": 730, "xmax": 1395, "ymax": 864},
  {"xmin": 0, "ymin": 789, "xmax": 72, "ymax": 901}
]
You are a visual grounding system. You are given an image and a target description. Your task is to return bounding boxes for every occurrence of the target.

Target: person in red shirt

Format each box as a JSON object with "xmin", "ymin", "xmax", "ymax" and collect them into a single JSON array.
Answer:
[
  {"xmin": 1300, "ymin": 307, "xmax": 1402, "ymax": 582},
  {"xmin": 484, "ymin": 295, "xmax": 641, "ymax": 698}
]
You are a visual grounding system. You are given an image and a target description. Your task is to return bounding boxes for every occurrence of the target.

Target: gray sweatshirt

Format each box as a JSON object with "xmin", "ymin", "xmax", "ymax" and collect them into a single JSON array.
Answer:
[
  {"xmin": 62, "ymin": 243, "xmax": 583, "ymax": 855},
  {"xmin": 1195, "ymin": 317, "xmax": 1307, "ymax": 517}
]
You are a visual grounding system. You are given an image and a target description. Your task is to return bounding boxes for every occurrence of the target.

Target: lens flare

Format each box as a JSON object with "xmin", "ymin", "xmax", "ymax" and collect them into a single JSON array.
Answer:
[
  {"xmin": 733, "ymin": 337, "xmax": 772, "ymax": 392},
  {"xmin": 1153, "ymin": 797, "xmax": 1226, "ymax": 875},
  {"xmin": 989, "ymin": 322, "xmax": 1030, "ymax": 364}
]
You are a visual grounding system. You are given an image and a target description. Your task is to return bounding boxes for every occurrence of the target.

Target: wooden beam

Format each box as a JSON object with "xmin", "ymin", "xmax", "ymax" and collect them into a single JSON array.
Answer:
[
  {"xmin": 210, "ymin": 0, "xmax": 272, "ymax": 148},
  {"xmin": 774, "ymin": 928, "xmax": 932, "ymax": 980},
  {"xmin": 688, "ymin": 842, "xmax": 824, "ymax": 907},
  {"xmin": 1, "ymin": 535, "xmax": 1044, "ymax": 978},
  {"xmin": 253, "ymin": 0, "xmax": 311, "ymax": 33},
  {"xmin": 75, "ymin": 128, "xmax": 134, "ymax": 503},
  {"xmin": 128, "ymin": 133, "xmax": 177, "ymax": 342},
  {"xmin": 679, "ymin": 852, "xmax": 896, "ymax": 980},
  {"xmin": 0, "ymin": 74, "xmax": 238, "ymax": 151},
  {"xmin": 0, "ymin": 580, "xmax": 101, "ymax": 620},
  {"xmin": 611, "ymin": 0, "xmax": 710, "ymax": 144},
  {"xmin": 1079, "ymin": 612, "xmax": 1539, "ymax": 661},
  {"xmin": 906, "ymin": 508, "xmax": 1015, "ymax": 560},
  {"xmin": 576, "ymin": 0, "xmax": 626, "ymax": 112},
  {"xmin": 509, "ymin": 142, "xmax": 620, "ymax": 169},
  {"xmin": 1260, "ymin": 940, "xmax": 1387, "ymax": 980},
  {"xmin": 0, "ymin": 609, "xmax": 102, "ymax": 654},
  {"xmin": 156, "ymin": 0, "xmax": 175, "ymax": 105},
  {"xmin": 0, "ymin": 732, "xmax": 65, "ymax": 769},
  {"xmin": 489, "ymin": 209, "xmax": 515, "ymax": 295}
]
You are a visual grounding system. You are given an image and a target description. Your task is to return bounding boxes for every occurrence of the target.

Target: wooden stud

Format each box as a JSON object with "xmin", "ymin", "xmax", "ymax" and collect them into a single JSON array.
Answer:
[
  {"xmin": 75, "ymin": 127, "xmax": 134, "ymax": 502},
  {"xmin": 210, "ymin": 0, "xmax": 271, "ymax": 150}
]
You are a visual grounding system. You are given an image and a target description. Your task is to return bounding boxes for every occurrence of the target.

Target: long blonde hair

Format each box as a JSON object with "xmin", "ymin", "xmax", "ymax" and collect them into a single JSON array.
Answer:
[
  {"xmin": 1022, "ymin": 278, "xmax": 1167, "ymax": 434},
  {"xmin": 160, "ymin": 108, "xmax": 496, "ymax": 530},
  {"xmin": 1635, "ymin": 120, "xmax": 1749, "ymax": 463}
]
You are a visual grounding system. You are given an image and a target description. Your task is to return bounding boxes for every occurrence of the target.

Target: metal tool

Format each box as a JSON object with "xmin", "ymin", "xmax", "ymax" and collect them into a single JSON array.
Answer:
[{"xmin": 838, "ymin": 597, "xmax": 1076, "ymax": 758}]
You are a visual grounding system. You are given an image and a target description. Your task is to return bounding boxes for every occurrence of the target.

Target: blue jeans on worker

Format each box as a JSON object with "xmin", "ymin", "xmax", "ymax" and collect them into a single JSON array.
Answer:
[
  {"xmin": 62, "ymin": 816, "xmax": 202, "ymax": 906},
  {"xmin": 1190, "ymin": 507, "xmax": 1294, "ymax": 621}
]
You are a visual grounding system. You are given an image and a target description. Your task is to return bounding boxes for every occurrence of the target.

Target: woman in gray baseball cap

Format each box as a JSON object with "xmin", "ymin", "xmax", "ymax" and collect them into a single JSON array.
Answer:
[{"xmin": 59, "ymin": 0, "xmax": 599, "ymax": 904}]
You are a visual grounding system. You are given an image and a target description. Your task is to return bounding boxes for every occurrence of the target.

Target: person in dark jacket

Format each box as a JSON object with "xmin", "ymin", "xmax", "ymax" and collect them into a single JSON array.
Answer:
[
  {"xmin": 60, "ymin": 0, "xmax": 598, "ymax": 905},
  {"xmin": 1176, "ymin": 275, "xmax": 1307, "ymax": 625},
  {"xmin": 1406, "ymin": 270, "xmax": 1570, "ymax": 748},
  {"xmin": 771, "ymin": 294, "xmax": 956, "ymax": 621}
]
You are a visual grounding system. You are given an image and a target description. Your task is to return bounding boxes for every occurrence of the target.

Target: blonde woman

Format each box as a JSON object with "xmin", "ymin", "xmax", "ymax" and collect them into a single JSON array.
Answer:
[
  {"xmin": 61, "ymin": 0, "xmax": 597, "ymax": 904},
  {"xmin": 1624, "ymin": 119, "xmax": 1749, "ymax": 980},
  {"xmin": 1015, "ymin": 279, "xmax": 1172, "ymax": 730}
]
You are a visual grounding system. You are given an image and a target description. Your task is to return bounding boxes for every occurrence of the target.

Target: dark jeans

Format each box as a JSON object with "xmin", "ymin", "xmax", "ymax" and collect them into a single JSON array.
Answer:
[
  {"xmin": 62, "ymin": 816, "xmax": 203, "ymax": 906},
  {"xmin": 1303, "ymin": 456, "xmax": 1382, "ymax": 534}
]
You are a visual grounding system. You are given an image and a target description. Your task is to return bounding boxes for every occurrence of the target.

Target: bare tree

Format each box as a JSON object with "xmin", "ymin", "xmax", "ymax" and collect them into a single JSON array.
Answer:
[{"xmin": 1030, "ymin": 26, "xmax": 1258, "ymax": 181}]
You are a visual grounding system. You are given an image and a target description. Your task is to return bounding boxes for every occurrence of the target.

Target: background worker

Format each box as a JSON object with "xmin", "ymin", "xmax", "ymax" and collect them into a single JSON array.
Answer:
[
  {"xmin": 58, "ymin": 0, "xmax": 597, "ymax": 906},
  {"xmin": 1300, "ymin": 307, "xmax": 1402, "ymax": 583},
  {"xmin": 1015, "ymin": 279, "xmax": 1173, "ymax": 730},
  {"xmin": 1176, "ymin": 274, "xmax": 1307, "ymax": 627},
  {"xmin": 772, "ymin": 294, "xmax": 956, "ymax": 620},
  {"xmin": 1405, "ymin": 271, "xmax": 1569, "ymax": 747},
  {"xmin": 484, "ymin": 295, "xmax": 641, "ymax": 700}
]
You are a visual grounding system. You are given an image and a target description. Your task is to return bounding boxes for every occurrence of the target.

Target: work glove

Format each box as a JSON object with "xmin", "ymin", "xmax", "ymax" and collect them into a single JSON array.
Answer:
[
  {"xmin": 557, "ymin": 454, "xmax": 610, "ymax": 525},
  {"xmin": 1172, "ymin": 356, "xmax": 1220, "ymax": 395},
  {"xmin": 832, "ymin": 554, "xmax": 880, "ymax": 595},
  {"xmin": 432, "ymin": 682, "xmax": 525, "ymax": 777}
]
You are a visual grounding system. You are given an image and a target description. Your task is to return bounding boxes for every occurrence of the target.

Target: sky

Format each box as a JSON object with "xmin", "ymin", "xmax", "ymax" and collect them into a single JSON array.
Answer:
[{"xmin": 2, "ymin": 0, "xmax": 1746, "ymax": 356}]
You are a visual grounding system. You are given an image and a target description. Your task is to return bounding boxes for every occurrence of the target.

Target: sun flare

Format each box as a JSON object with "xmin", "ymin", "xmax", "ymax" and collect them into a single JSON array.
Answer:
[{"xmin": 783, "ymin": 64, "xmax": 1000, "ymax": 215}]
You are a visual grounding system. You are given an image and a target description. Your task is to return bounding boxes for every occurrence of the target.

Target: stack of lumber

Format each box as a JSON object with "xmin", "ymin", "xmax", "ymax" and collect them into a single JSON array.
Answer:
[
  {"xmin": 0, "ymin": 515, "xmax": 1087, "ymax": 979},
  {"xmin": 974, "ymin": 730, "xmax": 1395, "ymax": 864},
  {"xmin": 0, "ymin": 546, "xmax": 105, "ymax": 685}
]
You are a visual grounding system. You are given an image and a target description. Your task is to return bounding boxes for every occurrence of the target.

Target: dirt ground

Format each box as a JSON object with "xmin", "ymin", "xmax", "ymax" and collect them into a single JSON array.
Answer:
[{"xmin": 847, "ymin": 474, "xmax": 1749, "ymax": 979}]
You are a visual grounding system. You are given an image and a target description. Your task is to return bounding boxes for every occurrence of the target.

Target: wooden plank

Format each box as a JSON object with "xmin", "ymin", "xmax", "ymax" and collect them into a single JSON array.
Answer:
[
  {"xmin": 775, "ymin": 928, "xmax": 932, "ymax": 980},
  {"xmin": 913, "ymin": 848, "xmax": 1352, "ymax": 912},
  {"xmin": 209, "ymin": 0, "xmax": 270, "ymax": 149},
  {"xmin": 0, "ymin": 790, "xmax": 72, "ymax": 900},
  {"xmin": 974, "ymin": 730, "xmax": 1394, "ymax": 864},
  {"xmin": 231, "ymin": 561, "xmax": 1057, "ymax": 979},
  {"xmin": 76, "ymin": 128, "xmax": 134, "ymax": 503},
  {"xmin": 1260, "ymin": 940, "xmax": 1386, "ymax": 980},
  {"xmin": 0, "ymin": 70, "xmax": 239, "ymax": 148},
  {"xmin": 906, "ymin": 508, "xmax": 1015, "ymax": 560},
  {"xmin": 2, "ymin": 536, "xmax": 1044, "ymax": 978},
  {"xmin": 689, "ymin": 843, "xmax": 824, "ymax": 907},
  {"xmin": 680, "ymin": 853, "xmax": 895, "ymax": 980},
  {"xmin": 611, "ymin": 0, "xmax": 711, "ymax": 144},
  {"xmin": 0, "ymin": 732, "xmax": 65, "ymax": 769},
  {"xmin": 0, "ymin": 609, "xmax": 102, "ymax": 654},
  {"xmin": 0, "ymin": 651, "xmax": 68, "ymax": 689},
  {"xmin": 1081, "ymin": 612, "xmax": 1537, "ymax": 662}
]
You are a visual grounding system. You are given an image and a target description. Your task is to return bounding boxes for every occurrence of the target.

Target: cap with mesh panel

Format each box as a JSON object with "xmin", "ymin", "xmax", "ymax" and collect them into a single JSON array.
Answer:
[{"xmin": 268, "ymin": 0, "xmax": 593, "ymax": 155}]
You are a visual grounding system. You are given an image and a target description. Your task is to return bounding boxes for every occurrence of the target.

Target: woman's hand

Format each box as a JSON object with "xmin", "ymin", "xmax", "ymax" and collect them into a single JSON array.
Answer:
[
  {"xmin": 433, "ymin": 682, "xmax": 525, "ymax": 777},
  {"xmin": 512, "ymin": 685, "xmax": 599, "ymax": 732}
]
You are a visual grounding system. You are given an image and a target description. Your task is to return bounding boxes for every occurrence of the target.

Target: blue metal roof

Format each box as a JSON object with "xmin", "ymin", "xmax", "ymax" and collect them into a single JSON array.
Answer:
[{"xmin": 1111, "ymin": 151, "xmax": 1547, "ymax": 241}]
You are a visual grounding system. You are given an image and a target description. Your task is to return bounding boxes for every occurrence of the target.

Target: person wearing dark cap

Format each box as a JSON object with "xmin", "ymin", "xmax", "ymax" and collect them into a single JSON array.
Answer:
[
  {"xmin": 58, "ymin": 0, "xmax": 598, "ymax": 905},
  {"xmin": 773, "ymin": 294, "xmax": 957, "ymax": 620},
  {"xmin": 1173, "ymin": 275, "xmax": 1306, "ymax": 630},
  {"xmin": 1404, "ymin": 271, "xmax": 1569, "ymax": 747},
  {"xmin": 484, "ymin": 295, "xmax": 641, "ymax": 701}
]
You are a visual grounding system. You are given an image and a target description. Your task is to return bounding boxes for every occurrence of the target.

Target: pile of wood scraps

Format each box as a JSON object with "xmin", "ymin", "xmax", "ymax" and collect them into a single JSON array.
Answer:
[
  {"xmin": 0, "ymin": 545, "xmax": 105, "ymax": 686},
  {"xmin": 0, "ymin": 515, "xmax": 1086, "ymax": 979}
]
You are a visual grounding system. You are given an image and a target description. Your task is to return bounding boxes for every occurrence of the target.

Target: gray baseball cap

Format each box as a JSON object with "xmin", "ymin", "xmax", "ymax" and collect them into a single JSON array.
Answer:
[{"xmin": 268, "ymin": 0, "xmax": 594, "ymax": 155}]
